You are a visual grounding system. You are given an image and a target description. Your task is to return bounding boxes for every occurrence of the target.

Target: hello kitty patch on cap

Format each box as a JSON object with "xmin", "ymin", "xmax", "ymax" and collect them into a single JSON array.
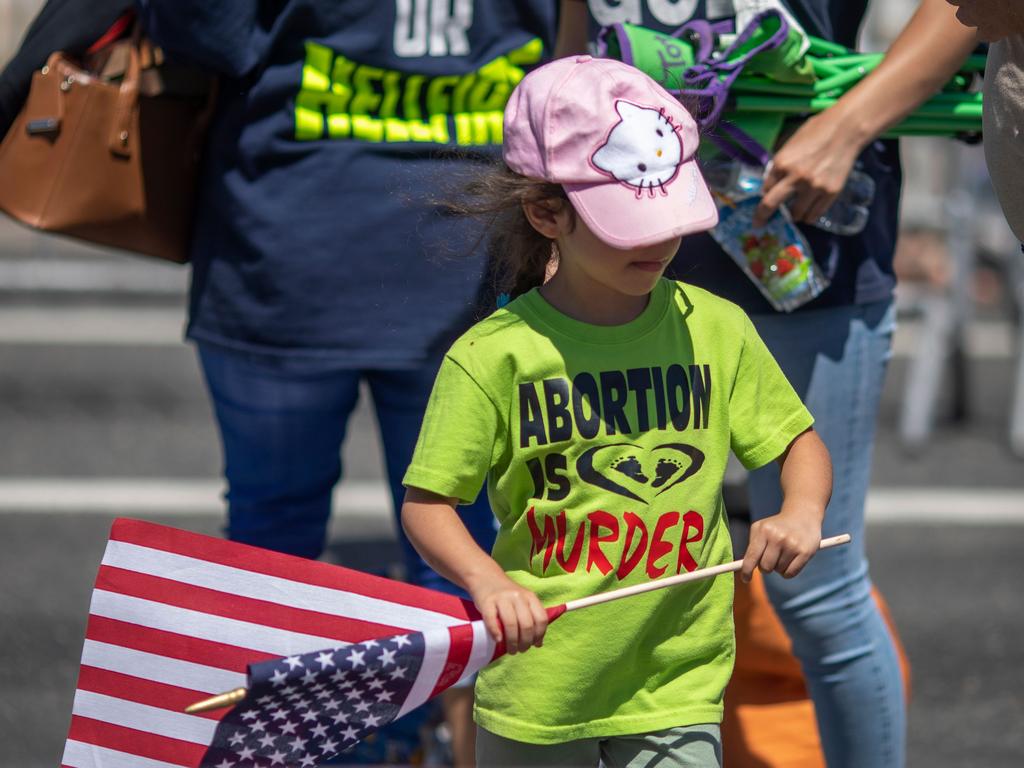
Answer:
[{"xmin": 503, "ymin": 56, "xmax": 718, "ymax": 248}]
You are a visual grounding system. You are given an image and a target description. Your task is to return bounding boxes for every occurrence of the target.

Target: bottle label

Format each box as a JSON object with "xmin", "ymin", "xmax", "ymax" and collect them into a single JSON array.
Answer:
[{"xmin": 710, "ymin": 197, "xmax": 830, "ymax": 312}]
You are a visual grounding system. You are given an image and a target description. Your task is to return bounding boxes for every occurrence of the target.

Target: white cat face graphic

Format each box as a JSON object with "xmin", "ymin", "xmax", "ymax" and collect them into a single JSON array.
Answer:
[{"xmin": 591, "ymin": 100, "xmax": 684, "ymax": 198}]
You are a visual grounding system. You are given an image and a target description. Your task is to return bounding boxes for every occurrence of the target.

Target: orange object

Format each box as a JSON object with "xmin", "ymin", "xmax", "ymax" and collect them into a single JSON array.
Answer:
[{"xmin": 723, "ymin": 571, "xmax": 910, "ymax": 767}]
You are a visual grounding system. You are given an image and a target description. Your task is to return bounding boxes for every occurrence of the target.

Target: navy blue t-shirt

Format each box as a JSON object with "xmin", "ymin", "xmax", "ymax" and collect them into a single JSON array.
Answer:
[
  {"xmin": 582, "ymin": 0, "xmax": 902, "ymax": 314},
  {"xmin": 141, "ymin": 0, "xmax": 556, "ymax": 367}
]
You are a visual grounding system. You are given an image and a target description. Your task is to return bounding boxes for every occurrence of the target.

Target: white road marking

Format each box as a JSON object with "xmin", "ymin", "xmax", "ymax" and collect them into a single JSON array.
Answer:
[
  {"xmin": 864, "ymin": 488, "xmax": 1024, "ymax": 523},
  {"xmin": 0, "ymin": 307, "xmax": 1016, "ymax": 358},
  {"xmin": 0, "ymin": 307, "xmax": 186, "ymax": 346},
  {"xmin": 0, "ymin": 257, "xmax": 186, "ymax": 296},
  {"xmin": 0, "ymin": 479, "xmax": 1020, "ymax": 524}
]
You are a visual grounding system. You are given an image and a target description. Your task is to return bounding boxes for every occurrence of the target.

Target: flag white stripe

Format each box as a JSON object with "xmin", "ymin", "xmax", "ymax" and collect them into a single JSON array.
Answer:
[
  {"xmin": 103, "ymin": 540, "xmax": 466, "ymax": 631},
  {"xmin": 90, "ymin": 590, "xmax": 341, "ymax": 657},
  {"xmin": 81, "ymin": 640, "xmax": 245, "ymax": 694},
  {"xmin": 397, "ymin": 626, "xmax": 451, "ymax": 719},
  {"xmin": 71, "ymin": 690, "xmax": 217, "ymax": 745},
  {"xmin": 461, "ymin": 620, "xmax": 496, "ymax": 684},
  {"xmin": 62, "ymin": 739, "xmax": 189, "ymax": 768}
]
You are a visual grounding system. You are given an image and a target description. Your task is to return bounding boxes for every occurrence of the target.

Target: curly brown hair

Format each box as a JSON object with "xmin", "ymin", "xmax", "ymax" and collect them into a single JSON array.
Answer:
[{"xmin": 442, "ymin": 162, "xmax": 575, "ymax": 299}]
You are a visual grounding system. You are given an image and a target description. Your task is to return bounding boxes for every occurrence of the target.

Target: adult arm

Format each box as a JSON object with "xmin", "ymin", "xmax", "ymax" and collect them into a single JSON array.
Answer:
[
  {"xmin": 740, "ymin": 428, "xmax": 831, "ymax": 582},
  {"xmin": 136, "ymin": 0, "xmax": 272, "ymax": 78},
  {"xmin": 753, "ymin": 0, "xmax": 980, "ymax": 226},
  {"xmin": 401, "ymin": 487, "xmax": 548, "ymax": 653},
  {"xmin": 946, "ymin": 0, "xmax": 1024, "ymax": 42}
]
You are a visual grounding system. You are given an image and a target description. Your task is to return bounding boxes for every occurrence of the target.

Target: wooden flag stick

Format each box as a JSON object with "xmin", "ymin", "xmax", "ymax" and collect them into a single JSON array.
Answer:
[
  {"xmin": 185, "ymin": 687, "xmax": 247, "ymax": 714},
  {"xmin": 562, "ymin": 533, "xmax": 851, "ymax": 613},
  {"xmin": 183, "ymin": 534, "xmax": 851, "ymax": 715}
]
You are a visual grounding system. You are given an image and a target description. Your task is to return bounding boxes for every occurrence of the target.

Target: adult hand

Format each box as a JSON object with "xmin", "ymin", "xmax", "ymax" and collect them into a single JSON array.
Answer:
[
  {"xmin": 468, "ymin": 572, "xmax": 549, "ymax": 654},
  {"xmin": 753, "ymin": 107, "xmax": 866, "ymax": 228},
  {"xmin": 946, "ymin": 0, "xmax": 1024, "ymax": 42}
]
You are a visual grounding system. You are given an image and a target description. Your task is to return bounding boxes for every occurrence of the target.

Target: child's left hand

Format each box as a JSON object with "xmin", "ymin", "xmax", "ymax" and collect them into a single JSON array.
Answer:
[{"xmin": 740, "ymin": 507, "xmax": 823, "ymax": 583}]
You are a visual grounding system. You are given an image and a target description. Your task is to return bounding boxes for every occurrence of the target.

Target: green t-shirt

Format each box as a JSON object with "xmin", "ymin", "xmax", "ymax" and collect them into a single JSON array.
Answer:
[{"xmin": 404, "ymin": 279, "xmax": 813, "ymax": 744}]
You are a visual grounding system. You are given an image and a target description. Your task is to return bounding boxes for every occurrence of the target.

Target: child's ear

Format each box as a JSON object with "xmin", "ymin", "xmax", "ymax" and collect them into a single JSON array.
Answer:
[{"xmin": 523, "ymin": 198, "xmax": 571, "ymax": 239}]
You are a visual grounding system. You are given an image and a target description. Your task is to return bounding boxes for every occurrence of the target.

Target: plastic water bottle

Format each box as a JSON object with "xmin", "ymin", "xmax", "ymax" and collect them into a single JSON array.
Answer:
[
  {"xmin": 813, "ymin": 169, "xmax": 875, "ymax": 236},
  {"xmin": 701, "ymin": 158, "xmax": 875, "ymax": 236},
  {"xmin": 701, "ymin": 158, "xmax": 764, "ymax": 202}
]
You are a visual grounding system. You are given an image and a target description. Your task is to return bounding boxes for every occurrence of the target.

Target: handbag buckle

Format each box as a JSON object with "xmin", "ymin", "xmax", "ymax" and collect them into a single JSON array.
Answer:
[{"xmin": 26, "ymin": 117, "xmax": 61, "ymax": 136}]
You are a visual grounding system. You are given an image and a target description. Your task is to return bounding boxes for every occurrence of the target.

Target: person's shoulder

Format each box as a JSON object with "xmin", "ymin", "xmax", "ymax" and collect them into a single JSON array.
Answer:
[
  {"xmin": 667, "ymin": 279, "xmax": 752, "ymax": 331},
  {"xmin": 445, "ymin": 298, "xmax": 537, "ymax": 369}
]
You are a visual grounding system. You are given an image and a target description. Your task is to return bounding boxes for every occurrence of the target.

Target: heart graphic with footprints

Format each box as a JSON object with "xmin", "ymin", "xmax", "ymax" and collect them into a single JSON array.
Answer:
[{"xmin": 576, "ymin": 442, "xmax": 705, "ymax": 505}]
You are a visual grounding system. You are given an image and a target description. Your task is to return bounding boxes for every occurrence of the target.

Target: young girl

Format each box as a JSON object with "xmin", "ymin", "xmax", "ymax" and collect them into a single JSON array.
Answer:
[{"xmin": 402, "ymin": 56, "xmax": 832, "ymax": 767}]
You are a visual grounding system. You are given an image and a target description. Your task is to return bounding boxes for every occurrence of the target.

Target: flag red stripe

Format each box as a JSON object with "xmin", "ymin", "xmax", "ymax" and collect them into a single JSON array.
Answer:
[
  {"xmin": 97, "ymin": 565, "xmax": 407, "ymax": 643},
  {"xmin": 430, "ymin": 623, "xmax": 475, "ymax": 698},
  {"xmin": 67, "ymin": 715, "xmax": 205, "ymax": 767},
  {"xmin": 67, "ymin": 520, "xmax": 489, "ymax": 766},
  {"xmin": 76, "ymin": 666, "xmax": 228, "ymax": 721},
  {"xmin": 109, "ymin": 519, "xmax": 479, "ymax": 620},
  {"xmin": 84, "ymin": 615, "xmax": 277, "ymax": 671}
]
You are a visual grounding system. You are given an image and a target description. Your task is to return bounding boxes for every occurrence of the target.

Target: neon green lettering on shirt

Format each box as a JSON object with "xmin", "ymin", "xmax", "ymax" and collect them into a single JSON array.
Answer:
[
  {"xmin": 352, "ymin": 114, "xmax": 385, "ymax": 142},
  {"xmin": 468, "ymin": 75, "xmax": 516, "ymax": 113},
  {"xmin": 454, "ymin": 113, "xmax": 472, "ymax": 145},
  {"xmin": 296, "ymin": 91, "xmax": 353, "ymax": 140},
  {"xmin": 452, "ymin": 73, "xmax": 476, "ymax": 115},
  {"xmin": 351, "ymin": 65, "xmax": 384, "ymax": 115},
  {"xmin": 426, "ymin": 75, "xmax": 460, "ymax": 117},
  {"xmin": 429, "ymin": 114, "xmax": 450, "ymax": 143},
  {"xmin": 326, "ymin": 110, "xmax": 351, "ymax": 139},
  {"xmin": 380, "ymin": 71, "xmax": 403, "ymax": 119},
  {"xmin": 403, "ymin": 75, "xmax": 425, "ymax": 121},
  {"xmin": 293, "ymin": 37, "xmax": 543, "ymax": 144},
  {"xmin": 471, "ymin": 112, "xmax": 502, "ymax": 145},
  {"xmin": 507, "ymin": 37, "xmax": 544, "ymax": 66},
  {"xmin": 301, "ymin": 41, "xmax": 333, "ymax": 92},
  {"xmin": 384, "ymin": 118, "xmax": 410, "ymax": 143},
  {"xmin": 408, "ymin": 119, "xmax": 436, "ymax": 142},
  {"xmin": 330, "ymin": 55, "xmax": 356, "ymax": 96}
]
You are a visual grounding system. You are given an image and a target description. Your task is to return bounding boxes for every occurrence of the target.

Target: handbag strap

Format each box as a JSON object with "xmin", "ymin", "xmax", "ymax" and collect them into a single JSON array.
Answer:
[
  {"xmin": 24, "ymin": 52, "xmax": 68, "ymax": 130},
  {"xmin": 107, "ymin": 26, "xmax": 143, "ymax": 158}
]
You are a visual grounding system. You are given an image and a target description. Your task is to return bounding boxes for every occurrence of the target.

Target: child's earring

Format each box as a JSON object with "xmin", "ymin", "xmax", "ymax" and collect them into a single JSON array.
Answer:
[{"xmin": 545, "ymin": 241, "xmax": 559, "ymax": 283}]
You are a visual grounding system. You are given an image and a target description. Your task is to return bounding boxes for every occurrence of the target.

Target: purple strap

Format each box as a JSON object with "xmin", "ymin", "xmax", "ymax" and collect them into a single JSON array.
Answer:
[
  {"xmin": 709, "ymin": 121, "xmax": 773, "ymax": 166},
  {"xmin": 601, "ymin": 10, "xmax": 793, "ymax": 166},
  {"xmin": 676, "ymin": 9, "xmax": 792, "ymax": 130}
]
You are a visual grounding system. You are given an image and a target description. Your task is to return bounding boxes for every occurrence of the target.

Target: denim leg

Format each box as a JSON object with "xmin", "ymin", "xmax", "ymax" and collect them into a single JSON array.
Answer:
[
  {"xmin": 746, "ymin": 301, "xmax": 905, "ymax": 768},
  {"xmin": 197, "ymin": 344, "xmax": 361, "ymax": 560},
  {"xmin": 367, "ymin": 365, "xmax": 497, "ymax": 596}
]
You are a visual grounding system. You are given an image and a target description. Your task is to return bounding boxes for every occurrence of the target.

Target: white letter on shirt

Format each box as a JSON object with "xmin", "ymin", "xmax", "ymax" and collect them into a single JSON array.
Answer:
[
  {"xmin": 589, "ymin": 0, "xmax": 643, "ymax": 26},
  {"xmin": 647, "ymin": 0, "xmax": 700, "ymax": 26},
  {"xmin": 395, "ymin": 0, "xmax": 429, "ymax": 57}
]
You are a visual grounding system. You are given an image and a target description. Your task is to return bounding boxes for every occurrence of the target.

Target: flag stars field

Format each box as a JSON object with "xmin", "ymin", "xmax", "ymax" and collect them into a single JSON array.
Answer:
[
  {"xmin": 316, "ymin": 652, "xmax": 335, "ymax": 669},
  {"xmin": 58, "ymin": 520, "xmax": 498, "ymax": 767},
  {"xmin": 204, "ymin": 631, "xmax": 436, "ymax": 766}
]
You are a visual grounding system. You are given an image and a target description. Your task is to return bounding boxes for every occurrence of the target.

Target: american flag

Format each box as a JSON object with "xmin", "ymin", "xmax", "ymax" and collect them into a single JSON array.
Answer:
[
  {"xmin": 60, "ymin": 519, "xmax": 502, "ymax": 768},
  {"xmin": 200, "ymin": 623, "xmax": 491, "ymax": 767}
]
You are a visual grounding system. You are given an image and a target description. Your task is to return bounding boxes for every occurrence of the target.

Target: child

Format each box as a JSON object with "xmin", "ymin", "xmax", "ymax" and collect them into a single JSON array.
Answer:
[{"xmin": 401, "ymin": 56, "xmax": 832, "ymax": 767}]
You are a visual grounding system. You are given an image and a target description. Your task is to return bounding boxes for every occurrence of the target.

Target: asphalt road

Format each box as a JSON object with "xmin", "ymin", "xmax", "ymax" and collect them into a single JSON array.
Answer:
[
  {"xmin": 2, "ymin": 514, "xmax": 1022, "ymax": 767},
  {"xmin": 1, "ymin": 279, "xmax": 1022, "ymax": 766}
]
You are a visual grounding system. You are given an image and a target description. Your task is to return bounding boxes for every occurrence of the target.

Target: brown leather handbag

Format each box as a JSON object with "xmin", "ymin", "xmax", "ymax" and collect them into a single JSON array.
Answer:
[{"xmin": 0, "ymin": 33, "xmax": 214, "ymax": 263}]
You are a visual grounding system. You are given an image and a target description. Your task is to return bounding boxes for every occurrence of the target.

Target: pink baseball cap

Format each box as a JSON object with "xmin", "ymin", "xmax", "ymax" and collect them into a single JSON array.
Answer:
[{"xmin": 503, "ymin": 56, "xmax": 718, "ymax": 249}]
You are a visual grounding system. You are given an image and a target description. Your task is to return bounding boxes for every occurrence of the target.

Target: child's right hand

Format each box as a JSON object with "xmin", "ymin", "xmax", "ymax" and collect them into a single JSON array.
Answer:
[{"xmin": 468, "ymin": 571, "xmax": 549, "ymax": 654}]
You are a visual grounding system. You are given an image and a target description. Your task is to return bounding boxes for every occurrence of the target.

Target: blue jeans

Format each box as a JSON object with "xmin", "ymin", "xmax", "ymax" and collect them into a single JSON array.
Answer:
[
  {"xmin": 747, "ymin": 300, "xmax": 904, "ymax": 768},
  {"xmin": 196, "ymin": 343, "xmax": 496, "ymax": 595}
]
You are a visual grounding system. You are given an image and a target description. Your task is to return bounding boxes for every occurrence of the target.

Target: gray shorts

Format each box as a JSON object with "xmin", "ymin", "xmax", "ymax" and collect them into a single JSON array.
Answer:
[{"xmin": 476, "ymin": 723, "xmax": 722, "ymax": 767}]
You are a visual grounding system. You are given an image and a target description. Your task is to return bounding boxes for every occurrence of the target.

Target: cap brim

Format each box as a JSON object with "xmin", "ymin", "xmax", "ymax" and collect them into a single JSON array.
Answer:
[{"xmin": 564, "ymin": 158, "xmax": 719, "ymax": 249}]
